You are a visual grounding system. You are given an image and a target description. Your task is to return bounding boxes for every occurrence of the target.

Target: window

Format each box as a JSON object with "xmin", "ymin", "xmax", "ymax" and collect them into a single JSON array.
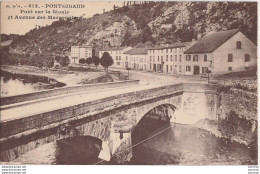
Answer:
[
  {"xmin": 245, "ymin": 54, "xmax": 250, "ymax": 62},
  {"xmin": 116, "ymin": 56, "xmax": 118, "ymax": 60},
  {"xmin": 170, "ymin": 55, "xmax": 173, "ymax": 61},
  {"xmin": 202, "ymin": 67, "xmax": 208, "ymax": 73},
  {"xmin": 179, "ymin": 65, "xmax": 182, "ymax": 72},
  {"xmin": 186, "ymin": 55, "xmax": 191, "ymax": 61},
  {"xmin": 166, "ymin": 49, "xmax": 168, "ymax": 53},
  {"xmin": 117, "ymin": 62, "xmax": 120, "ymax": 65},
  {"xmin": 170, "ymin": 65, "xmax": 172, "ymax": 71},
  {"xmin": 228, "ymin": 54, "xmax": 233, "ymax": 62},
  {"xmin": 228, "ymin": 67, "xmax": 232, "ymax": 71},
  {"xmin": 161, "ymin": 56, "xmax": 163, "ymax": 62},
  {"xmin": 204, "ymin": 55, "xmax": 207, "ymax": 62},
  {"xmin": 166, "ymin": 55, "xmax": 168, "ymax": 61},
  {"xmin": 158, "ymin": 56, "xmax": 160, "ymax": 62},
  {"xmin": 193, "ymin": 55, "xmax": 198, "ymax": 62},
  {"xmin": 126, "ymin": 56, "xmax": 128, "ymax": 61},
  {"xmin": 119, "ymin": 56, "xmax": 121, "ymax": 60},
  {"xmin": 186, "ymin": 66, "xmax": 191, "ymax": 72},
  {"xmin": 179, "ymin": 55, "xmax": 182, "ymax": 62},
  {"xmin": 236, "ymin": 41, "xmax": 242, "ymax": 49},
  {"xmin": 175, "ymin": 55, "xmax": 177, "ymax": 61},
  {"xmin": 150, "ymin": 56, "xmax": 152, "ymax": 61}
]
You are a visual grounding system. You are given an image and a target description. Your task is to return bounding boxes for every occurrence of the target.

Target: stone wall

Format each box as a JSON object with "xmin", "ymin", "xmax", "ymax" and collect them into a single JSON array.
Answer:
[{"xmin": 217, "ymin": 87, "xmax": 257, "ymax": 120}]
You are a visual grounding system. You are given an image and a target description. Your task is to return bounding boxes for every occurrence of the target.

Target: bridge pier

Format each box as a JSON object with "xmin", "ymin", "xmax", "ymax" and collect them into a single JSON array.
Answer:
[{"xmin": 110, "ymin": 132, "xmax": 132, "ymax": 163}]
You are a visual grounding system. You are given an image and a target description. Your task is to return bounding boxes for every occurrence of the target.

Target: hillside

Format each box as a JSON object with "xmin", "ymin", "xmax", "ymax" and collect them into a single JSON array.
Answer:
[{"xmin": 7, "ymin": 1, "xmax": 258, "ymax": 57}]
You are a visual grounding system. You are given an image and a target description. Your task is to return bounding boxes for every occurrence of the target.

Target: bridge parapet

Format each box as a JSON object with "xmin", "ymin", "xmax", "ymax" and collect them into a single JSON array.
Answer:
[
  {"xmin": 0, "ymin": 80, "xmax": 140, "ymax": 106},
  {"xmin": 0, "ymin": 83, "xmax": 184, "ymax": 138}
]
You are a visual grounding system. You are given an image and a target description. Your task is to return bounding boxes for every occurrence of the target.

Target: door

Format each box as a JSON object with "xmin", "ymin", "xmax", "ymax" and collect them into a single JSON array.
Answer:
[
  {"xmin": 153, "ymin": 64, "xmax": 156, "ymax": 72},
  {"xmin": 194, "ymin": 66, "xmax": 200, "ymax": 75}
]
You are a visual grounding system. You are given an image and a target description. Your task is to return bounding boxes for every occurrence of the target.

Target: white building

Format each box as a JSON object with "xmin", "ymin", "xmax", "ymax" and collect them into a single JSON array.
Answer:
[
  {"xmin": 70, "ymin": 45, "xmax": 93, "ymax": 64},
  {"xmin": 99, "ymin": 47, "xmax": 132, "ymax": 69},
  {"xmin": 184, "ymin": 29, "xmax": 257, "ymax": 75},
  {"xmin": 123, "ymin": 48, "xmax": 148, "ymax": 70},
  {"xmin": 147, "ymin": 41, "xmax": 195, "ymax": 74}
]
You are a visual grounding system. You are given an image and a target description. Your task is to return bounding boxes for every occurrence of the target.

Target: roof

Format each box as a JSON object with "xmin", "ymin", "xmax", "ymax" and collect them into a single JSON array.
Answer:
[
  {"xmin": 123, "ymin": 48, "xmax": 148, "ymax": 55},
  {"xmin": 99, "ymin": 47, "xmax": 128, "ymax": 51},
  {"xmin": 164, "ymin": 42, "xmax": 188, "ymax": 49},
  {"xmin": 72, "ymin": 45, "xmax": 92, "ymax": 48},
  {"xmin": 147, "ymin": 42, "xmax": 188, "ymax": 50},
  {"xmin": 184, "ymin": 29, "xmax": 240, "ymax": 54}
]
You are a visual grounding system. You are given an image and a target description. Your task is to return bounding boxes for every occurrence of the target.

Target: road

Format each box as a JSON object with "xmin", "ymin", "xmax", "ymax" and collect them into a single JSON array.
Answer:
[
  {"xmin": 1, "ymin": 67, "xmax": 207, "ymax": 122},
  {"xmin": 107, "ymin": 67, "xmax": 208, "ymax": 85}
]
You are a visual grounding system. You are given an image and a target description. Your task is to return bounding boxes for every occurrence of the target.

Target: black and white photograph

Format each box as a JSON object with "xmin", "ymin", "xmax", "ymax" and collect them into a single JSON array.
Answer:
[{"xmin": 0, "ymin": 0, "xmax": 258, "ymax": 169}]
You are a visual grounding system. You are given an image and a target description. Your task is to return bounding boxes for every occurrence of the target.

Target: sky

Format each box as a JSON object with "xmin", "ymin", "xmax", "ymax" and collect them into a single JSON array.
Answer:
[{"xmin": 1, "ymin": 1, "xmax": 124, "ymax": 35}]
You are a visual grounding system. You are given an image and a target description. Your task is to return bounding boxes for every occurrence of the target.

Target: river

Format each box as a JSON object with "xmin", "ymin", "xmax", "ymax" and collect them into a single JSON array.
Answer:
[
  {"xmin": 0, "ymin": 71, "xmax": 66, "ymax": 97},
  {"xmin": 10, "ymin": 120, "xmax": 257, "ymax": 165}
]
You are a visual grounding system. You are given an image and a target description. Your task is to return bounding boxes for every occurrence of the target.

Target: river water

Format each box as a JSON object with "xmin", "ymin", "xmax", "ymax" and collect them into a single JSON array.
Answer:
[
  {"xmin": 0, "ymin": 71, "xmax": 65, "ymax": 97},
  {"xmin": 11, "ymin": 120, "xmax": 257, "ymax": 165}
]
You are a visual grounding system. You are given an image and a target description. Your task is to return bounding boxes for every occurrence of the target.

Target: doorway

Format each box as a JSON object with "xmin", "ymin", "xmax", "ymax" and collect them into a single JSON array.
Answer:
[{"xmin": 194, "ymin": 66, "xmax": 200, "ymax": 75}]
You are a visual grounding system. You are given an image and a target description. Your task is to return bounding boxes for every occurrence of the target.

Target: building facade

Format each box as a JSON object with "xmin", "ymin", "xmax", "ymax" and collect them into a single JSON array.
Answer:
[
  {"xmin": 147, "ymin": 42, "xmax": 195, "ymax": 74},
  {"xmin": 123, "ymin": 48, "xmax": 148, "ymax": 71},
  {"xmin": 70, "ymin": 45, "xmax": 93, "ymax": 64},
  {"xmin": 184, "ymin": 29, "xmax": 257, "ymax": 75},
  {"xmin": 99, "ymin": 47, "xmax": 132, "ymax": 69}
]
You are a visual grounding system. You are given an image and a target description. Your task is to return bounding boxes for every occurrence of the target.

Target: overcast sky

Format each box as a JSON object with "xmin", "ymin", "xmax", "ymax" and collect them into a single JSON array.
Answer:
[{"xmin": 1, "ymin": 1, "xmax": 124, "ymax": 35}]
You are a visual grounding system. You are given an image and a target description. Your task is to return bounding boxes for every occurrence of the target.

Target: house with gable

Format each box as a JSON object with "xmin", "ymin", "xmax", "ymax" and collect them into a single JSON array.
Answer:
[{"xmin": 184, "ymin": 29, "xmax": 257, "ymax": 75}]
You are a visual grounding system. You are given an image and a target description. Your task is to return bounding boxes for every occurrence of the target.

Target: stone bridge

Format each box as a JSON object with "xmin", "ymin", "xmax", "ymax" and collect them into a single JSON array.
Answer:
[{"xmin": 0, "ymin": 83, "xmax": 218, "ymax": 163}]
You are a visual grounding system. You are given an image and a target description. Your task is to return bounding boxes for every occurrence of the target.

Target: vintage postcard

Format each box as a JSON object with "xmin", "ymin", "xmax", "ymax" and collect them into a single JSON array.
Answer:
[{"xmin": 0, "ymin": 0, "xmax": 258, "ymax": 170}]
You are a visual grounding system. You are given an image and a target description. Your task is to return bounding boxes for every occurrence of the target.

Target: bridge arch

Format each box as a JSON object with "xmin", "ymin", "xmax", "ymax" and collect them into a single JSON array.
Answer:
[{"xmin": 55, "ymin": 135, "xmax": 111, "ymax": 164}]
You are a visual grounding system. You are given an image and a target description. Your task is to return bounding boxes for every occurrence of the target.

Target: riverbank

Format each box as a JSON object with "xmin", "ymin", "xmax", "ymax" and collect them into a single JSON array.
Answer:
[{"xmin": 0, "ymin": 65, "xmax": 111, "ymax": 86}]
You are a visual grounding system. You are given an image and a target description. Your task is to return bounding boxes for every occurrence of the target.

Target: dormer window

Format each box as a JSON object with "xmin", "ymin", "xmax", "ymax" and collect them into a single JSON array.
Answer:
[{"xmin": 236, "ymin": 41, "xmax": 242, "ymax": 49}]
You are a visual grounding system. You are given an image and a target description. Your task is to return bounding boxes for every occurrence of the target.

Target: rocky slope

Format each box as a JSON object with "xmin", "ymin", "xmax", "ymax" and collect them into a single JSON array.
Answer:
[{"xmin": 8, "ymin": 1, "xmax": 257, "ymax": 57}]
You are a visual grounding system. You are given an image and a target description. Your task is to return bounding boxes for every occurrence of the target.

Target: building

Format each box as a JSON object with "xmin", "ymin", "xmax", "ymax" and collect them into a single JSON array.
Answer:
[
  {"xmin": 99, "ymin": 47, "xmax": 132, "ymax": 69},
  {"xmin": 147, "ymin": 41, "xmax": 195, "ymax": 74},
  {"xmin": 70, "ymin": 45, "xmax": 93, "ymax": 64},
  {"xmin": 184, "ymin": 29, "xmax": 257, "ymax": 75},
  {"xmin": 123, "ymin": 48, "xmax": 148, "ymax": 70}
]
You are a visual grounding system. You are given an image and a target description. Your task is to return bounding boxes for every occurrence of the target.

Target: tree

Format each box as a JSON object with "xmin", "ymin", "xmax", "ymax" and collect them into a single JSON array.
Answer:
[
  {"xmin": 86, "ymin": 57, "xmax": 92, "ymax": 68},
  {"xmin": 79, "ymin": 58, "xmax": 86, "ymax": 64},
  {"xmin": 55, "ymin": 56, "xmax": 62, "ymax": 62},
  {"xmin": 59, "ymin": 56, "xmax": 70, "ymax": 67},
  {"xmin": 100, "ymin": 52, "xmax": 113, "ymax": 73},
  {"xmin": 43, "ymin": 56, "xmax": 54, "ymax": 68},
  {"xmin": 92, "ymin": 56, "xmax": 100, "ymax": 69}
]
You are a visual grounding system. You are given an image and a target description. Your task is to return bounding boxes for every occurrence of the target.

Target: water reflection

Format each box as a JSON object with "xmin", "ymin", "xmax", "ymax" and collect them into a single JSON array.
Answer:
[
  {"xmin": 0, "ymin": 71, "xmax": 65, "ymax": 97},
  {"xmin": 11, "ymin": 121, "xmax": 257, "ymax": 165},
  {"xmin": 132, "ymin": 123, "xmax": 256, "ymax": 165}
]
